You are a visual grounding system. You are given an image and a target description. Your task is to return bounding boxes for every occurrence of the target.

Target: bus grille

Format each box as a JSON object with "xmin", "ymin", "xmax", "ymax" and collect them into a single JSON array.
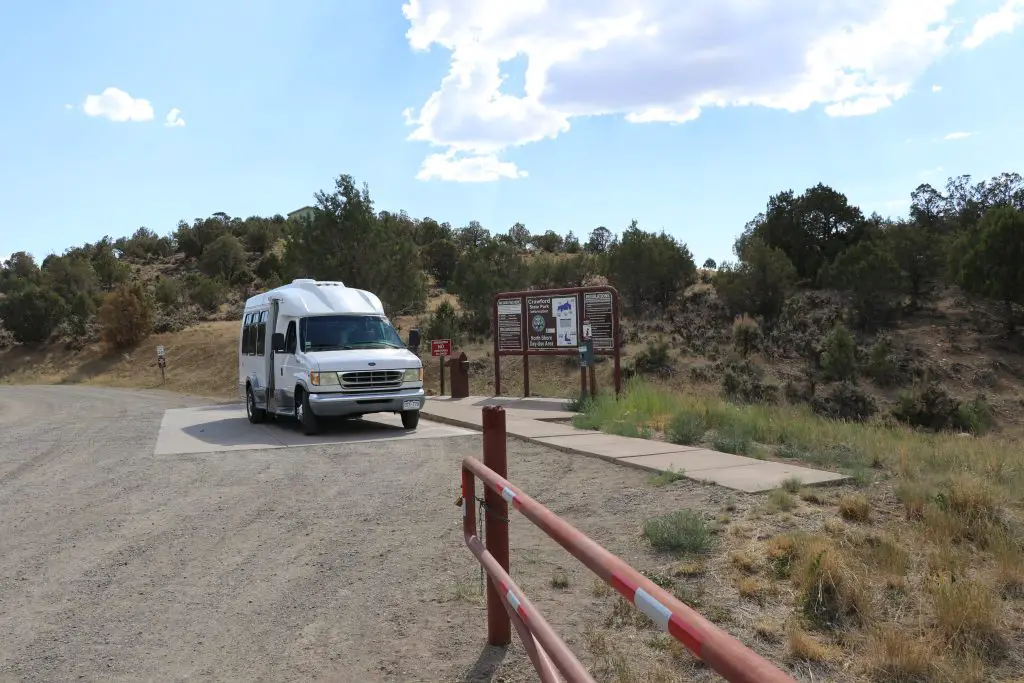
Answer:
[{"xmin": 339, "ymin": 370, "xmax": 403, "ymax": 393}]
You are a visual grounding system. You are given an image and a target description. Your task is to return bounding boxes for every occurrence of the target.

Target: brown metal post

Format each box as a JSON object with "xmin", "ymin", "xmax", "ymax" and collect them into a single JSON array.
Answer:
[
  {"xmin": 588, "ymin": 364, "xmax": 597, "ymax": 399},
  {"xmin": 579, "ymin": 366, "xmax": 587, "ymax": 398},
  {"xmin": 523, "ymin": 354, "xmax": 530, "ymax": 397},
  {"xmin": 612, "ymin": 290, "xmax": 622, "ymax": 397},
  {"xmin": 492, "ymin": 296, "xmax": 501, "ymax": 396},
  {"xmin": 440, "ymin": 355, "xmax": 446, "ymax": 396},
  {"xmin": 482, "ymin": 406, "xmax": 510, "ymax": 646}
]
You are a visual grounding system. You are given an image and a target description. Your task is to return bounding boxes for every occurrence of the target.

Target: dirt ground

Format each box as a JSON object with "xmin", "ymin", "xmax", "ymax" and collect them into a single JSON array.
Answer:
[{"xmin": 1, "ymin": 385, "xmax": 787, "ymax": 683}]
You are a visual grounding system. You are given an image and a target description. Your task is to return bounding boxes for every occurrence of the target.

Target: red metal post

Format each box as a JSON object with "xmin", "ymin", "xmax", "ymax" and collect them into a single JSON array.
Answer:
[
  {"xmin": 481, "ymin": 406, "xmax": 510, "ymax": 646},
  {"xmin": 440, "ymin": 355, "xmax": 446, "ymax": 396}
]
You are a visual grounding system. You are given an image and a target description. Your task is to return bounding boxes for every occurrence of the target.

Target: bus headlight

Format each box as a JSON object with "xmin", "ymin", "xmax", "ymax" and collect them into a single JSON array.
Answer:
[{"xmin": 310, "ymin": 371, "xmax": 340, "ymax": 386}]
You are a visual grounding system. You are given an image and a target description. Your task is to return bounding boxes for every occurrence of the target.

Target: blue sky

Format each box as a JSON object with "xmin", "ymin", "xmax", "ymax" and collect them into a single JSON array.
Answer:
[{"xmin": 1, "ymin": 0, "xmax": 1021, "ymax": 266}]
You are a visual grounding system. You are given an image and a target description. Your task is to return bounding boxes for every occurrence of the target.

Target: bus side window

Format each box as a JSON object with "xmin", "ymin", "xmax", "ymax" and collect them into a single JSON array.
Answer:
[
  {"xmin": 243, "ymin": 314, "xmax": 252, "ymax": 354},
  {"xmin": 256, "ymin": 311, "xmax": 268, "ymax": 356},
  {"xmin": 248, "ymin": 315, "xmax": 257, "ymax": 355},
  {"xmin": 284, "ymin": 320, "xmax": 297, "ymax": 354}
]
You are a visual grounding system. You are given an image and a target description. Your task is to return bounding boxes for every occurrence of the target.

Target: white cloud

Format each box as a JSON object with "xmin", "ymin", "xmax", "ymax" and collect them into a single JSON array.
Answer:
[
  {"xmin": 82, "ymin": 87, "xmax": 154, "ymax": 122},
  {"xmin": 402, "ymin": 0, "xmax": 962, "ymax": 181},
  {"xmin": 943, "ymin": 131, "xmax": 974, "ymax": 140},
  {"xmin": 416, "ymin": 151, "xmax": 527, "ymax": 181},
  {"xmin": 63, "ymin": 103, "xmax": 74, "ymax": 110},
  {"xmin": 963, "ymin": 0, "xmax": 1024, "ymax": 48},
  {"xmin": 931, "ymin": 84, "xmax": 943, "ymax": 92},
  {"xmin": 164, "ymin": 108, "xmax": 186, "ymax": 127},
  {"xmin": 921, "ymin": 165, "xmax": 945, "ymax": 177}
]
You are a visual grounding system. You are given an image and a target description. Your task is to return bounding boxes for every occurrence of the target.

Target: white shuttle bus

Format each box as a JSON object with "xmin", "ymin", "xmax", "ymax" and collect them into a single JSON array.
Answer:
[{"xmin": 238, "ymin": 278, "xmax": 425, "ymax": 435}]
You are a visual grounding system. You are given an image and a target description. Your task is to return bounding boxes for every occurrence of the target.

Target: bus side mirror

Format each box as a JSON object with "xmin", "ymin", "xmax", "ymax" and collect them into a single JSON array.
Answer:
[
  {"xmin": 408, "ymin": 328, "xmax": 421, "ymax": 351},
  {"xmin": 271, "ymin": 332, "xmax": 286, "ymax": 352}
]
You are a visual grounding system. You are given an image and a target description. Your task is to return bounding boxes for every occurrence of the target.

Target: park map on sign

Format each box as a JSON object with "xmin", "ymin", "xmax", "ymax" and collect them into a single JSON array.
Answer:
[{"xmin": 526, "ymin": 294, "xmax": 578, "ymax": 350}]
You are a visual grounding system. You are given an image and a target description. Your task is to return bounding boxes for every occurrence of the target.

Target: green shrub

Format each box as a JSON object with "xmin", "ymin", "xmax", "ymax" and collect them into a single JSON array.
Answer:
[
  {"xmin": 98, "ymin": 281, "xmax": 154, "ymax": 348},
  {"xmin": 0, "ymin": 283, "xmax": 66, "ymax": 343},
  {"xmin": 713, "ymin": 429, "xmax": 752, "ymax": 456},
  {"xmin": 423, "ymin": 300, "xmax": 461, "ymax": 347},
  {"xmin": 633, "ymin": 339, "xmax": 672, "ymax": 375},
  {"xmin": 666, "ymin": 411, "xmax": 707, "ymax": 446},
  {"xmin": 892, "ymin": 383, "xmax": 990, "ymax": 433},
  {"xmin": 893, "ymin": 383, "xmax": 958, "ymax": 431},
  {"xmin": 866, "ymin": 335, "xmax": 900, "ymax": 386},
  {"xmin": 955, "ymin": 396, "xmax": 995, "ymax": 435},
  {"xmin": 153, "ymin": 277, "xmax": 183, "ymax": 307},
  {"xmin": 255, "ymin": 253, "xmax": 283, "ymax": 281},
  {"xmin": 152, "ymin": 307, "xmax": 199, "ymax": 334},
  {"xmin": 721, "ymin": 359, "xmax": 778, "ymax": 404},
  {"xmin": 649, "ymin": 468, "xmax": 687, "ymax": 486},
  {"xmin": 187, "ymin": 275, "xmax": 226, "ymax": 313},
  {"xmin": 199, "ymin": 234, "xmax": 247, "ymax": 281},
  {"xmin": 811, "ymin": 382, "xmax": 878, "ymax": 423},
  {"xmin": 731, "ymin": 314, "xmax": 762, "ymax": 358},
  {"xmin": 643, "ymin": 511, "xmax": 715, "ymax": 554},
  {"xmin": 820, "ymin": 322, "xmax": 857, "ymax": 381}
]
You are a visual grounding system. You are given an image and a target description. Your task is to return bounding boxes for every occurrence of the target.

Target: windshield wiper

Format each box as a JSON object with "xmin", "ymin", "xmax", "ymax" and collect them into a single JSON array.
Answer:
[{"xmin": 339, "ymin": 342, "xmax": 403, "ymax": 349}]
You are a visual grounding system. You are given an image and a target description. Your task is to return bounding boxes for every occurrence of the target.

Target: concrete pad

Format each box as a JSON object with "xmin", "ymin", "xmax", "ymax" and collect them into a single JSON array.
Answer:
[
  {"xmin": 154, "ymin": 404, "xmax": 475, "ymax": 456},
  {"xmin": 504, "ymin": 419, "xmax": 599, "ymax": 439},
  {"xmin": 533, "ymin": 433, "xmax": 700, "ymax": 460},
  {"xmin": 688, "ymin": 461, "xmax": 849, "ymax": 493},
  {"xmin": 620, "ymin": 449, "xmax": 758, "ymax": 473},
  {"xmin": 426, "ymin": 396, "xmax": 577, "ymax": 422}
]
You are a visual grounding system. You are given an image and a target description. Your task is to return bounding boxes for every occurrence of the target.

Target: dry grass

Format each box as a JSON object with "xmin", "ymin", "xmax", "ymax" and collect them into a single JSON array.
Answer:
[
  {"xmin": 863, "ymin": 626, "xmax": 935, "ymax": 681},
  {"xmin": 729, "ymin": 549, "xmax": 760, "ymax": 574},
  {"xmin": 993, "ymin": 536, "xmax": 1024, "ymax": 597},
  {"xmin": 930, "ymin": 577, "xmax": 1006, "ymax": 657},
  {"xmin": 0, "ymin": 321, "xmax": 239, "ymax": 398},
  {"xmin": 753, "ymin": 620, "xmax": 780, "ymax": 642},
  {"xmin": 791, "ymin": 535, "xmax": 869, "ymax": 627},
  {"xmin": 737, "ymin": 576, "xmax": 770, "ymax": 603},
  {"xmin": 570, "ymin": 379, "xmax": 1024, "ymax": 679},
  {"xmin": 786, "ymin": 623, "xmax": 832, "ymax": 662},
  {"xmin": 671, "ymin": 560, "xmax": 704, "ymax": 578},
  {"xmin": 838, "ymin": 493, "xmax": 872, "ymax": 522},
  {"xmin": 799, "ymin": 488, "xmax": 826, "ymax": 505},
  {"xmin": 551, "ymin": 568, "xmax": 570, "ymax": 589},
  {"xmin": 765, "ymin": 489, "xmax": 797, "ymax": 513}
]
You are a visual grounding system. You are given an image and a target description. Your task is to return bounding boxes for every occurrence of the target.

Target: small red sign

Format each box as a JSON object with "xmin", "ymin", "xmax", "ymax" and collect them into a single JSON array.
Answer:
[{"xmin": 431, "ymin": 339, "xmax": 452, "ymax": 357}]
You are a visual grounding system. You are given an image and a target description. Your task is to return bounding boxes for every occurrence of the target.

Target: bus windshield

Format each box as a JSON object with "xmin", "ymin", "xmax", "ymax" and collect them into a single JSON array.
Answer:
[{"xmin": 300, "ymin": 315, "xmax": 405, "ymax": 352}]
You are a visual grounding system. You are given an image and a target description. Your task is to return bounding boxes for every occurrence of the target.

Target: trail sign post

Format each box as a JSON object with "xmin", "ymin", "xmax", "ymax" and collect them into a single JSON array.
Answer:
[
  {"xmin": 156, "ymin": 345, "xmax": 166, "ymax": 383},
  {"xmin": 431, "ymin": 339, "xmax": 453, "ymax": 395},
  {"xmin": 491, "ymin": 286, "xmax": 621, "ymax": 398}
]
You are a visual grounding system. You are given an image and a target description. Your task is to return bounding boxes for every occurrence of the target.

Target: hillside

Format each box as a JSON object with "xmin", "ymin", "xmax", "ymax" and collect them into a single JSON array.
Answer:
[{"xmin": 1, "ymin": 169, "xmax": 1023, "ymax": 438}]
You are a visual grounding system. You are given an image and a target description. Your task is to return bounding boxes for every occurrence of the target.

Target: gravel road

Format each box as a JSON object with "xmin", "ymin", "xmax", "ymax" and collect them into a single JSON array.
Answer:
[
  {"xmin": 0, "ymin": 386, "xmax": 501, "ymax": 682},
  {"xmin": 0, "ymin": 385, "xmax": 687, "ymax": 683}
]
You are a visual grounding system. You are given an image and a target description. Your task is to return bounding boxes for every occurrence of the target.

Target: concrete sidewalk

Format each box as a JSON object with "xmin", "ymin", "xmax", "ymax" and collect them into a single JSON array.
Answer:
[{"xmin": 421, "ymin": 396, "xmax": 848, "ymax": 493}]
